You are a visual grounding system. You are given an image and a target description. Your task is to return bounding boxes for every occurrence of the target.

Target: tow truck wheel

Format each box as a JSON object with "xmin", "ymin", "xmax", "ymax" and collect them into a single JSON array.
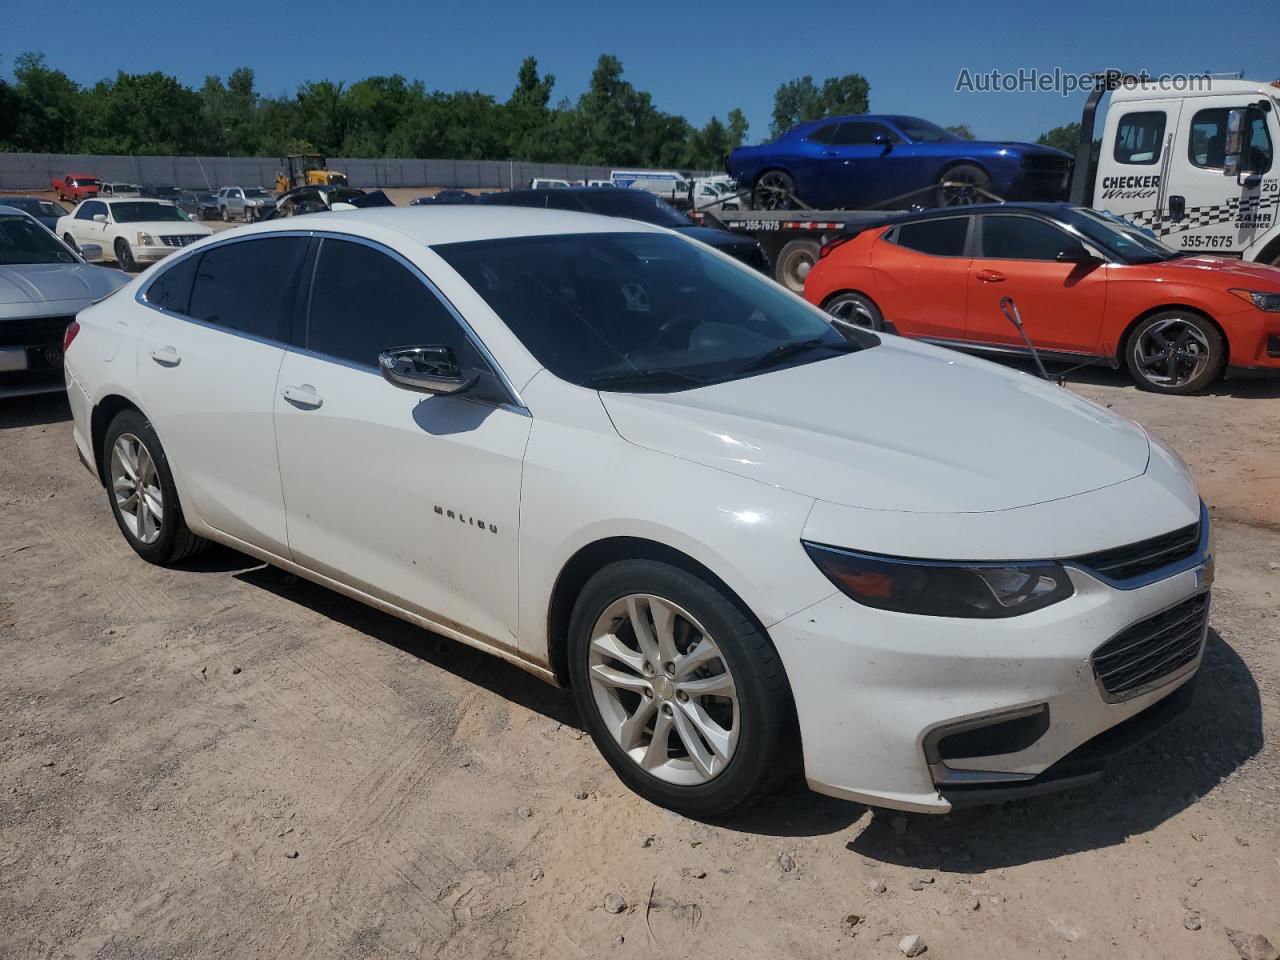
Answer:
[
  {"xmin": 823, "ymin": 291, "xmax": 886, "ymax": 332},
  {"xmin": 775, "ymin": 239, "xmax": 820, "ymax": 294},
  {"xmin": 938, "ymin": 164, "xmax": 992, "ymax": 206},
  {"xmin": 753, "ymin": 171, "xmax": 798, "ymax": 211}
]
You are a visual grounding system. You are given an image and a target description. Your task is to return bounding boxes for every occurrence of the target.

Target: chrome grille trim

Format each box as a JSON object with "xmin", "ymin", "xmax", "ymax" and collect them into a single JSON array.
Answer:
[{"xmin": 1091, "ymin": 592, "xmax": 1209, "ymax": 702}]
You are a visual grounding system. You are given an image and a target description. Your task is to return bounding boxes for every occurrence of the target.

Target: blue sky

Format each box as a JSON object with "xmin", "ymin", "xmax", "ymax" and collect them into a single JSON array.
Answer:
[{"xmin": 3, "ymin": 0, "xmax": 1276, "ymax": 145}]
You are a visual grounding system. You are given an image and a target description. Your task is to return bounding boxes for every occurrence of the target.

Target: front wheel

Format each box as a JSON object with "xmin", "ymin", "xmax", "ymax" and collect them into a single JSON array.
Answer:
[
  {"xmin": 1124, "ymin": 311, "xmax": 1225, "ymax": 394},
  {"xmin": 824, "ymin": 291, "xmax": 886, "ymax": 331},
  {"xmin": 114, "ymin": 239, "xmax": 138, "ymax": 273},
  {"xmin": 568, "ymin": 559, "xmax": 797, "ymax": 818},
  {"xmin": 104, "ymin": 409, "xmax": 208, "ymax": 565},
  {"xmin": 938, "ymin": 163, "xmax": 992, "ymax": 206}
]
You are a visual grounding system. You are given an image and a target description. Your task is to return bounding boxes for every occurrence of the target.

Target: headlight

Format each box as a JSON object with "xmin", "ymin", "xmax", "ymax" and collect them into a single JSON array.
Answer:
[
  {"xmin": 137, "ymin": 232, "xmax": 156, "ymax": 246},
  {"xmin": 802, "ymin": 542, "xmax": 1074, "ymax": 618},
  {"xmin": 1229, "ymin": 288, "xmax": 1280, "ymax": 312}
]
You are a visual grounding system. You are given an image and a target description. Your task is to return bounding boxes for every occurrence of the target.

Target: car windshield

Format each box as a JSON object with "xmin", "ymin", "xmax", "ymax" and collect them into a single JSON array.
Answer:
[
  {"xmin": 891, "ymin": 117, "xmax": 959, "ymax": 143},
  {"xmin": 434, "ymin": 231, "xmax": 867, "ymax": 393},
  {"xmin": 0, "ymin": 213, "xmax": 78, "ymax": 265},
  {"xmin": 74, "ymin": 178, "xmax": 100, "ymax": 186},
  {"xmin": 575, "ymin": 191, "xmax": 691, "ymax": 227},
  {"xmin": 111, "ymin": 202, "xmax": 187, "ymax": 223},
  {"xmin": 244, "ymin": 188, "xmax": 271, "ymax": 198},
  {"xmin": 7, "ymin": 199, "xmax": 66, "ymax": 218},
  {"xmin": 1065, "ymin": 208, "xmax": 1180, "ymax": 264}
]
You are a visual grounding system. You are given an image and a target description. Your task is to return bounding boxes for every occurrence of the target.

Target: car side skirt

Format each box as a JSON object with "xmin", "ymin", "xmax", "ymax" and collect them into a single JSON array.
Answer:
[
  {"xmin": 919, "ymin": 336, "xmax": 1120, "ymax": 370},
  {"xmin": 194, "ymin": 525, "xmax": 561, "ymax": 687}
]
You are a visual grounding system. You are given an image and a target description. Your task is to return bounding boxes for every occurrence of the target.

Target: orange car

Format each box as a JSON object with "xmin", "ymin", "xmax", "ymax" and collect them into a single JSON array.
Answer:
[{"xmin": 804, "ymin": 203, "xmax": 1280, "ymax": 394}]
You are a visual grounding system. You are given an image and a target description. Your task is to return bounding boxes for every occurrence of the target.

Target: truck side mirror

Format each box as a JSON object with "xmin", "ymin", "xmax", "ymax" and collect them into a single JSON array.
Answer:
[{"xmin": 1223, "ymin": 108, "xmax": 1248, "ymax": 177}]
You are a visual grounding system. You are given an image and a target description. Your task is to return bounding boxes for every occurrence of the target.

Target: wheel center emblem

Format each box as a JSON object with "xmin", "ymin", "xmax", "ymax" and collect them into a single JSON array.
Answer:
[{"xmin": 653, "ymin": 676, "xmax": 674, "ymax": 701}]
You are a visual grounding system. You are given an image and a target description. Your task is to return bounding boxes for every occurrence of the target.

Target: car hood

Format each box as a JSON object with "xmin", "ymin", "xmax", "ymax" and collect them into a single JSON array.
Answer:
[
  {"xmin": 1145, "ymin": 255, "xmax": 1280, "ymax": 288},
  {"xmin": 600, "ymin": 338, "xmax": 1151, "ymax": 513},
  {"xmin": 0, "ymin": 263, "xmax": 129, "ymax": 306},
  {"xmin": 985, "ymin": 141, "xmax": 1072, "ymax": 158}
]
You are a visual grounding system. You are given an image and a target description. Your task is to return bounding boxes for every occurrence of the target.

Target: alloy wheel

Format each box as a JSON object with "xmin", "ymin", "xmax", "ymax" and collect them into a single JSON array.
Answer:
[
  {"xmin": 826, "ymin": 295, "xmax": 880, "ymax": 330},
  {"xmin": 754, "ymin": 171, "xmax": 796, "ymax": 210},
  {"xmin": 1133, "ymin": 317, "xmax": 1211, "ymax": 388},
  {"xmin": 110, "ymin": 433, "xmax": 164, "ymax": 544},
  {"xmin": 587, "ymin": 594, "xmax": 740, "ymax": 786},
  {"xmin": 940, "ymin": 172, "xmax": 984, "ymax": 205}
]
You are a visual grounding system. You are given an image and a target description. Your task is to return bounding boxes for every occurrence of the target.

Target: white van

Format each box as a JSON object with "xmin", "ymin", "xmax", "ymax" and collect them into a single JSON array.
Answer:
[{"xmin": 610, "ymin": 170, "xmax": 690, "ymax": 202}]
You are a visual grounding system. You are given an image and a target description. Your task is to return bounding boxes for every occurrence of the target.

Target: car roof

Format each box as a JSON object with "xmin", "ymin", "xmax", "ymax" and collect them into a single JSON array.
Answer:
[
  {"xmin": 835, "ymin": 202, "xmax": 1078, "ymax": 236},
  {"xmin": 241, "ymin": 205, "xmax": 669, "ymax": 245}
]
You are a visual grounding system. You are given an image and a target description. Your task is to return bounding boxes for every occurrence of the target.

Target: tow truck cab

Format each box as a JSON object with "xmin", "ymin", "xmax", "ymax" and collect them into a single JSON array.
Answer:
[{"xmin": 1080, "ymin": 77, "xmax": 1280, "ymax": 265}]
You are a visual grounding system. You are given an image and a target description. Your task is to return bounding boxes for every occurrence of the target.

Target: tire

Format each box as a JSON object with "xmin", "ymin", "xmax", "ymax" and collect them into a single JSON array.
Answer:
[
  {"xmin": 823, "ymin": 291, "xmax": 886, "ymax": 332},
  {"xmin": 752, "ymin": 170, "xmax": 798, "ymax": 211},
  {"xmin": 103, "ymin": 409, "xmax": 208, "ymax": 565},
  {"xmin": 567, "ymin": 559, "xmax": 797, "ymax": 819},
  {"xmin": 1124, "ymin": 311, "xmax": 1225, "ymax": 395},
  {"xmin": 220, "ymin": 206, "xmax": 228, "ymax": 221},
  {"xmin": 937, "ymin": 163, "xmax": 992, "ymax": 207},
  {"xmin": 774, "ymin": 239, "xmax": 820, "ymax": 294},
  {"xmin": 114, "ymin": 239, "xmax": 138, "ymax": 273}
]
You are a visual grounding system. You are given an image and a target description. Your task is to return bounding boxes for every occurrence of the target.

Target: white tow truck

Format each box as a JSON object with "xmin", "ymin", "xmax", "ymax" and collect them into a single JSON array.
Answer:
[{"xmin": 697, "ymin": 74, "xmax": 1280, "ymax": 291}]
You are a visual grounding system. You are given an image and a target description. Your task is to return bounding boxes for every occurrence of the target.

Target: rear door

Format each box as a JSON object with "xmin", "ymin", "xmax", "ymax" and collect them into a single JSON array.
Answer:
[
  {"xmin": 135, "ymin": 234, "xmax": 308, "ymax": 556},
  {"xmin": 273, "ymin": 235, "xmax": 530, "ymax": 646},
  {"xmin": 965, "ymin": 213, "xmax": 1108, "ymax": 353},
  {"xmin": 868, "ymin": 215, "xmax": 972, "ymax": 338}
]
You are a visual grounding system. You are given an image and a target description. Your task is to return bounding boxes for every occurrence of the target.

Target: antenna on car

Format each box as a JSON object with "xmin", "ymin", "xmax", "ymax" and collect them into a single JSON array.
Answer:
[{"xmin": 999, "ymin": 297, "xmax": 1061, "ymax": 385}]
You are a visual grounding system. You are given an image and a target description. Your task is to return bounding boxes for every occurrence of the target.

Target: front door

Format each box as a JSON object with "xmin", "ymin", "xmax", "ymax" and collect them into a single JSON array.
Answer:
[
  {"xmin": 70, "ymin": 200, "xmax": 110, "ymax": 247},
  {"xmin": 965, "ymin": 213, "xmax": 1108, "ymax": 354},
  {"xmin": 135, "ymin": 235, "xmax": 308, "ymax": 556},
  {"xmin": 273, "ymin": 236, "xmax": 530, "ymax": 647}
]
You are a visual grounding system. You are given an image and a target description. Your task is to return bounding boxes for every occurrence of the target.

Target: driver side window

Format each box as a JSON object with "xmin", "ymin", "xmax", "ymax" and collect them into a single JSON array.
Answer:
[
  {"xmin": 304, "ymin": 238, "xmax": 499, "ymax": 396},
  {"xmin": 980, "ymin": 216, "xmax": 1082, "ymax": 261}
]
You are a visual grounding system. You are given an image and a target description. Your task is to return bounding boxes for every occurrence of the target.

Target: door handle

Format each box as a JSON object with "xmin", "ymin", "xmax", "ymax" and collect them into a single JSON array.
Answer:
[
  {"xmin": 281, "ymin": 383, "xmax": 323, "ymax": 409},
  {"xmin": 150, "ymin": 346, "xmax": 181, "ymax": 367},
  {"xmin": 1168, "ymin": 195, "xmax": 1186, "ymax": 222},
  {"xmin": 976, "ymin": 269, "xmax": 1007, "ymax": 283}
]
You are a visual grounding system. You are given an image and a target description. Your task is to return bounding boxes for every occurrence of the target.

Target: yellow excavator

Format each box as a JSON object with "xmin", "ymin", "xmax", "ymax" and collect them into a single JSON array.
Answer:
[{"xmin": 275, "ymin": 155, "xmax": 348, "ymax": 193}]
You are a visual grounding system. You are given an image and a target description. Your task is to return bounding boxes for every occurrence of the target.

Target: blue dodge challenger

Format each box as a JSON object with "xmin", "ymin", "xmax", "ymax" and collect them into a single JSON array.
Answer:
[{"xmin": 727, "ymin": 115, "xmax": 1072, "ymax": 210}]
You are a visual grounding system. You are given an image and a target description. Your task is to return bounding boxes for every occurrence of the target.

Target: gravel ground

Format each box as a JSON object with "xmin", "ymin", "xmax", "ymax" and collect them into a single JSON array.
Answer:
[{"xmin": 1, "ymin": 365, "xmax": 1278, "ymax": 960}]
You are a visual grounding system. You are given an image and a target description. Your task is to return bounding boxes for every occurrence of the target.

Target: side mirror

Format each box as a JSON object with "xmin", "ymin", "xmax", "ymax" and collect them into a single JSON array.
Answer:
[
  {"xmin": 1223, "ymin": 108, "xmax": 1247, "ymax": 177},
  {"xmin": 92, "ymin": 213, "xmax": 107, "ymax": 223},
  {"xmin": 379, "ymin": 345, "xmax": 477, "ymax": 396},
  {"xmin": 78, "ymin": 243, "xmax": 103, "ymax": 262},
  {"xmin": 873, "ymin": 133, "xmax": 894, "ymax": 153}
]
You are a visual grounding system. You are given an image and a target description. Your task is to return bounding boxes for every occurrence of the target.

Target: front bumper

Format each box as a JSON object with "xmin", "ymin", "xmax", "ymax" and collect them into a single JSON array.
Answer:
[{"xmin": 769, "ymin": 528, "xmax": 1211, "ymax": 813}]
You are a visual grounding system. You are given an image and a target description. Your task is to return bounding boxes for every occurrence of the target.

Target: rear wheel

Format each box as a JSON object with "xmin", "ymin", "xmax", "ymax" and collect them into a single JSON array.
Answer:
[
  {"xmin": 568, "ymin": 559, "xmax": 797, "ymax": 818},
  {"xmin": 104, "ymin": 409, "xmax": 208, "ymax": 565},
  {"xmin": 938, "ymin": 163, "xmax": 992, "ymax": 206},
  {"xmin": 1124, "ymin": 311, "xmax": 1225, "ymax": 394},
  {"xmin": 823, "ymin": 291, "xmax": 886, "ymax": 331},
  {"xmin": 775, "ymin": 239, "xmax": 820, "ymax": 294},
  {"xmin": 752, "ymin": 170, "xmax": 798, "ymax": 210}
]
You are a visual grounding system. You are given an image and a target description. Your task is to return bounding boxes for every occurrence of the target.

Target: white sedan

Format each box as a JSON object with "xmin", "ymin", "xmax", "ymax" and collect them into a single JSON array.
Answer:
[
  {"xmin": 63, "ymin": 207, "xmax": 1211, "ymax": 816},
  {"xmin": 56, "ymin": 198, "xmax": 212, "ymax": 272}
]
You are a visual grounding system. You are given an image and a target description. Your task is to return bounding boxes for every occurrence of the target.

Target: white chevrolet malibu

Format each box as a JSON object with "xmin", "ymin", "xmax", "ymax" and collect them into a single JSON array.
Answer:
[{"xmin": 63, "ymin": 208, "xmax": 1212, "ymax": 817}]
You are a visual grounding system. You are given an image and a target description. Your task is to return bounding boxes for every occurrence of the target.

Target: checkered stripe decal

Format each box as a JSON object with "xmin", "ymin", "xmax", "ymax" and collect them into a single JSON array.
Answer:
[{"xmin": 1124, "ymin": 193, "xmax": 1280, "ymax": 236}]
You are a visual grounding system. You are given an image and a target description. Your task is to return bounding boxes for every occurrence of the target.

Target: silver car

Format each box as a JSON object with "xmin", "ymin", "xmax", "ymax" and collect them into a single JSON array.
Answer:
[
  {"xmin": 0, "ymin": 206, "xmax": 129, "ymax": 398},
  {"xmin": 216, "ymin": 186, "xmax": 276, "ymax": 222}
]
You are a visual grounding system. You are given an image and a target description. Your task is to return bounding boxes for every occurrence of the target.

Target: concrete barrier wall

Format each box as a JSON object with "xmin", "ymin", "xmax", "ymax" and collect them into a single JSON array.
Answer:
[{"xmin": 0, "ymin": 153, "xmax": 703, "ymax": 192}]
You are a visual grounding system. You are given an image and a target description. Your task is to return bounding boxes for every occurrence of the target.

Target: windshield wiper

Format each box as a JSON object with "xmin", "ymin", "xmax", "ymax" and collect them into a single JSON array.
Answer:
[
  {"xmin": 736, "ymin": 337, "xmax": 860, "ymax": 374},
  {"xmin": 587, "ymin": 369, "xmax": 710, "ymax": 391}
]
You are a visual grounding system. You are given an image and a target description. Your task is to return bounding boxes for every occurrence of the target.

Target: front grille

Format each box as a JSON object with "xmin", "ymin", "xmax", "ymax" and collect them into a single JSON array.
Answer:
[
  {"xmin": 0, "ymin": 315, "xmax": 73, "ymax": 348},
  {"xmin": 160, "ymin": 234, "xmax": 202, "ymax": 247},
  {"xmin": 1092, "ymin": 593, "xmax": 1209, "ymax": 699},
  {"xmin": 1074, "ymin": 521, "xmax": 1200, "ymax": 582},
  {"xmin": 1021, "ymin": 155, "xmax": 1072, "ymax": 174}
]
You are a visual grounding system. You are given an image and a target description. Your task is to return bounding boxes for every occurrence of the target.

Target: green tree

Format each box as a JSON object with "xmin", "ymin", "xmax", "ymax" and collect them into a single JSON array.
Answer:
[
  {"xmin": 945, "ymin": 123, "xmax": 976, "ymax": 140},
  {"xmin": 770, "ymin": 73, "xmax": 870, "ymax": 138},
  {"xmin": 1037, "ymin": 122, "xmax": 1081, "ymax": 154},
  {"xmin": 726, "ymin": 107, "xmax": 749, "ymax": 148},
  {"xmin": 79, "ymin": 71, "xmax": 203, "ymax": 154},
  {"xmin": 11, "ymin": 53, "xmax": 81, "ymax": 152}
]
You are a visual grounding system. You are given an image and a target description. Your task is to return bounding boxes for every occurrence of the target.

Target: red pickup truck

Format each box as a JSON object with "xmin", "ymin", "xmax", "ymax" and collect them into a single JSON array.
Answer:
[{"xmin": 51, "ymin": 173, "xmax": 101, "ymax": 203}]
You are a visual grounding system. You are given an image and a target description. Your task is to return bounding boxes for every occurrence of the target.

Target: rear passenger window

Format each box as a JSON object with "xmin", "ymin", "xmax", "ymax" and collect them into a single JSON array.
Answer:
[
  {"xmin": 188, "ymin": 237, "xmax": 307, "ymax": 340},
  {"xmin": 145, "ymin": 253, "xmax": 201, "ymax": 314},
  {"xmin": 305, "ymin": 238, "xmax": 478, "ymax": 369},
  {"xmin": 891, "ymin": 218, "xmax": 969, "ymax": 256},
  {"xmin": 807, "ymin": 124, "xmax": 839, "ymax": 145},
  {"xmin": 1114, "ymin": 112, "xmax": 1166, "ymax": 165}
]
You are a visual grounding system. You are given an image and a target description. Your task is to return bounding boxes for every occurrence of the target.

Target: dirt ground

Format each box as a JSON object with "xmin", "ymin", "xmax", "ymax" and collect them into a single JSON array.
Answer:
[{"xmin": 1, "ymin": 358, "xmax": 1279, "ymax": 959}]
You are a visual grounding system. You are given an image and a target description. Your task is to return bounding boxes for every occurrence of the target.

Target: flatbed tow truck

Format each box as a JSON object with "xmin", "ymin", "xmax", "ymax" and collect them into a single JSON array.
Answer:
[{"xmin": 695, "ymin": 72, "xmax": 1280, "ymax": 292}]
